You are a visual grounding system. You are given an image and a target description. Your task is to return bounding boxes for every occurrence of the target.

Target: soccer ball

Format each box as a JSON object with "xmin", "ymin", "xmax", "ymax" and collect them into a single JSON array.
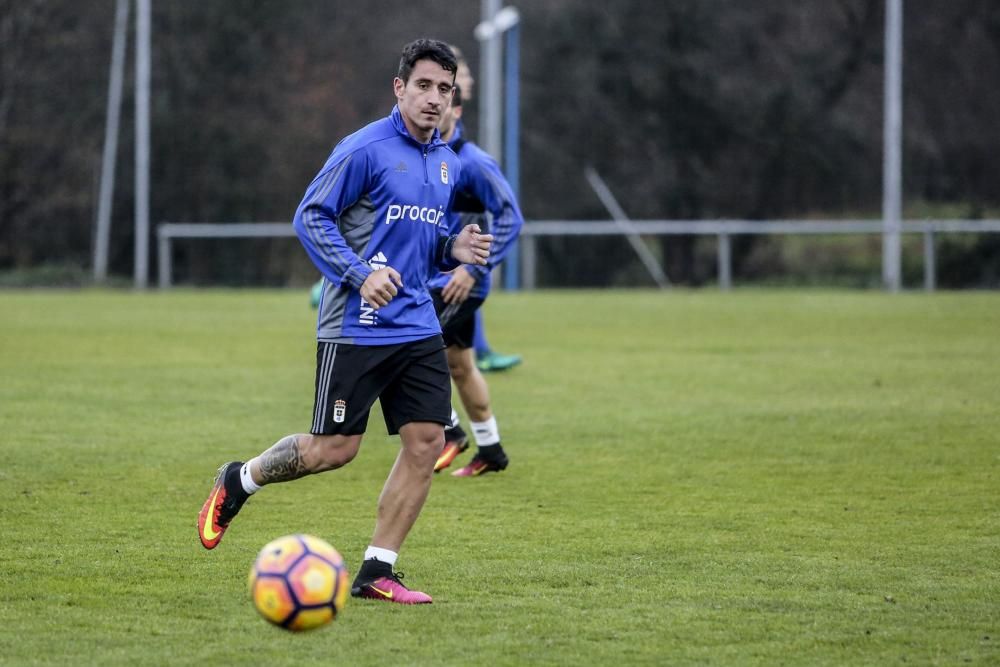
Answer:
[{"xmin": 248, "ymin": 534, "xmax": 350, "ymax": 631}]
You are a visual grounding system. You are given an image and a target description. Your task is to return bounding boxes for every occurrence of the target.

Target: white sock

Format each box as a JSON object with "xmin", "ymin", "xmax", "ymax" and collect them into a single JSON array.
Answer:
[
  {"xmin": 471, "ymin": 416, "xmax": 500, "ymax": 446},
  {"xmin": 364, "ymin": 546, "xmax": 398, "ymax": 566},
  {"xmin": 450, "ymin": 409, "xmax": 462, "ymax": 429},
  {"xmin": 240, "ymin": 458, "xmax": 262, "ymax": 494}
]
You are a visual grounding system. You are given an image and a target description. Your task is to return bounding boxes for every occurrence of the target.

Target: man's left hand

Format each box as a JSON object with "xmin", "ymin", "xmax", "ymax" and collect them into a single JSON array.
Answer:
[
  {"xmin": 441, "ymin": 266, "xmax": 477, "ymax": 304},
  {"xmin": 451, "ymin": 224, "xmax": 492, "ymax": 265}
]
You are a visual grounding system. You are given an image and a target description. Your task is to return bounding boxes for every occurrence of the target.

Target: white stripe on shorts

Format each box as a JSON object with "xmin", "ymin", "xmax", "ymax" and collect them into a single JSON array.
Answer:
[
  {"xmin": 439, "ymin": 301, "xmax": 462, "ymax": 327},
  {"xmin": 312, "ymin": 343, "xmax": 338, "ymax": 433}
]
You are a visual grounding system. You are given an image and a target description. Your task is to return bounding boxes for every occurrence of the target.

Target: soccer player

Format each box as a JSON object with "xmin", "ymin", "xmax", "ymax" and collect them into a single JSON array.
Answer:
[
  {"xmin": 451, "ymin": 46, "xmax": 523, "ymax": 375},
  {"xmin": 197, "ymin": 39, "xmax": 492, "ymax": 605},
  {"xmin": 429, "ymin": 84, "xmax": 524, "ymax": 476}
]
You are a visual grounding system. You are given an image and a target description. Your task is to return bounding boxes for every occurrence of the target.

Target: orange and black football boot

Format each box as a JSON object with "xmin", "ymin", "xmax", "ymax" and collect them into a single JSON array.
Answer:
[
  {"xmin": 198, "ymin": 461, "xmax": 249, "ymax": 549},
  {"xmin": 451, "ymin": 447, "xmax": 509, "ymax": 477},
  {"xmin": 434, "ymin": 430, "xmax": 469, "ymax": 473}
]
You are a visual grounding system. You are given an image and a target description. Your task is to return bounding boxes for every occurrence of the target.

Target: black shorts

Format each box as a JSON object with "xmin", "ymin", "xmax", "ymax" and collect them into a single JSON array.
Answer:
[
  {"xmin": 430, "ymin": 288, "xmax": 485, "ymax": 349},
  {"xmin": 310, "ymin": 335, "xmax": 451, "ymax": 436}
]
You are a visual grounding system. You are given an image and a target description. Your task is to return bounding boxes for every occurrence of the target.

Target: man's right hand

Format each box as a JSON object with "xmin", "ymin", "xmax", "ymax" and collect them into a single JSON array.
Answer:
[{"xmin": 360, "ymin": 267, "xmax": 403, "ymax": 308}]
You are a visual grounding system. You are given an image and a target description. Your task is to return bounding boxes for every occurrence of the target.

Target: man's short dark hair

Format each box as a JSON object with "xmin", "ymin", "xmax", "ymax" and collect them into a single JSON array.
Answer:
[
  {"xmin": 452, "ymin": 84, "xmax": 463, "ymax": 107},
  {"xmin": 397, "ymin": 39, "xmax": 457, "ymax": 83}
]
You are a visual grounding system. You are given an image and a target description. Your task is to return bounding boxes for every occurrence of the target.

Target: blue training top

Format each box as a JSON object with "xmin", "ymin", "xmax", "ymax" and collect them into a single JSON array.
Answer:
[
  {"xmin": 427, "ymin": 123, "xmax": 524, "ymax": 300},
  {"xmin": 294, "ymin": 106, "xmax": 462, "ymax": 345}
]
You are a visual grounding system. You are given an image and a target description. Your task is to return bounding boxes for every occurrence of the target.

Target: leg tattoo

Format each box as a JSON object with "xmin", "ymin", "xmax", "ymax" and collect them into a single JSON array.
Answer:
[{"xmin": 258, "ymin": 435, "xmax": 308, "ymax": 483}]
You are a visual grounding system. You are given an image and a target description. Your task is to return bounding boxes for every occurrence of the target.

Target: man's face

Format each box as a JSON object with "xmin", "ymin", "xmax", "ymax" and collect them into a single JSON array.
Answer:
[
  {"xmin": 438, "ymin": 100, "xmax": 462, "ymax": 141},
  {"xmin": 394, "ymin": 59, "xmax": 455, "ymax": 142},
  {"xmin": 456, "ymin": 60, "xmax": 474, "ymax": 100}
]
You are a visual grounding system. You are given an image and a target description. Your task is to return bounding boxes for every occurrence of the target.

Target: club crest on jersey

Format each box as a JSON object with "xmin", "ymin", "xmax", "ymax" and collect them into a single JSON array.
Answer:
[
  {"xmin": 440, "ymin": 161, "xmax": 449, "ymax": 184},
  {"xmin": 333, "ymin": 399, "xmax": 346, "ymax": 423}
]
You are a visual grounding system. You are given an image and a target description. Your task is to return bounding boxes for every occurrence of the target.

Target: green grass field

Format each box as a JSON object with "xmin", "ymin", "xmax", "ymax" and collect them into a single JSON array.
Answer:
[{"xmin": 1, "ymin": 288, "xmax": 998, "ymax": 666}]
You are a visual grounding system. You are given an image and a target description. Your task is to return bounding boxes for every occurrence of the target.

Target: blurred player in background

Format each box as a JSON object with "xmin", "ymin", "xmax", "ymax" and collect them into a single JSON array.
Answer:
[
  {"xmin": 430, "ymin": 83, "xmax": 523, "ymax": 476},
  {"xmin": 198, "ymin": 39, "xmax": 492, "ymax": 605},
  {"xmin": 451, "ymin": 46, "xmax": 524, "ymax": 374}
]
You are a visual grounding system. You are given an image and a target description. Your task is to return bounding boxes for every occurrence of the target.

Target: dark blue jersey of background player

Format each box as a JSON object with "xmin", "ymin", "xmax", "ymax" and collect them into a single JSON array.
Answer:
[{"xmin": 427, "ymin": 119, "xmax": 523, "ymax": 300}]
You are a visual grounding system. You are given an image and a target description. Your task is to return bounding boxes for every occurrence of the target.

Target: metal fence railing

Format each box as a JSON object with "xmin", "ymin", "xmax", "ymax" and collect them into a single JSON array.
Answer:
[
  {"xmin": 517, "ymin": 219, "xmax": 1000, "ymax": 290},
  {"xmin": 157, "ymin": 219, "xmax": 1000, "ymax": 290}
]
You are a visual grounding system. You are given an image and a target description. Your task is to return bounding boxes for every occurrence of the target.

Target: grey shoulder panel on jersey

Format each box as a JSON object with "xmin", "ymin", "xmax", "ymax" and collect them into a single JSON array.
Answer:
[{"xmin": 338, "ymin": 194, "xmax": 378, "ymax": 256}]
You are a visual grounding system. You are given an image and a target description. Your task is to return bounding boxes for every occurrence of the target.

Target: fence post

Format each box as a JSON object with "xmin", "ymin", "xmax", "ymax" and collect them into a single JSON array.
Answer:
[
  {"xmin": 718, "ymin": 233, "xmax": 732, "ymax": 290},
  {"xmin": 923, "ymin": 228, "xmax": 936, "ymax": 291},
  {"xmin": 158, "ymin": 228, "xmax": 171, "ymax": 288},
  {"xmin": 521, "ymin": 235, "xmax": 537, "ymax": 290}
]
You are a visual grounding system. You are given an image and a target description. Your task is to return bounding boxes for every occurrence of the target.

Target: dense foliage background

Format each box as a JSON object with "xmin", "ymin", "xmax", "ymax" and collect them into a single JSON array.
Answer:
[{"xmin": 2, "ymin": 0, "xmax": 998, "ymax": 286}]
